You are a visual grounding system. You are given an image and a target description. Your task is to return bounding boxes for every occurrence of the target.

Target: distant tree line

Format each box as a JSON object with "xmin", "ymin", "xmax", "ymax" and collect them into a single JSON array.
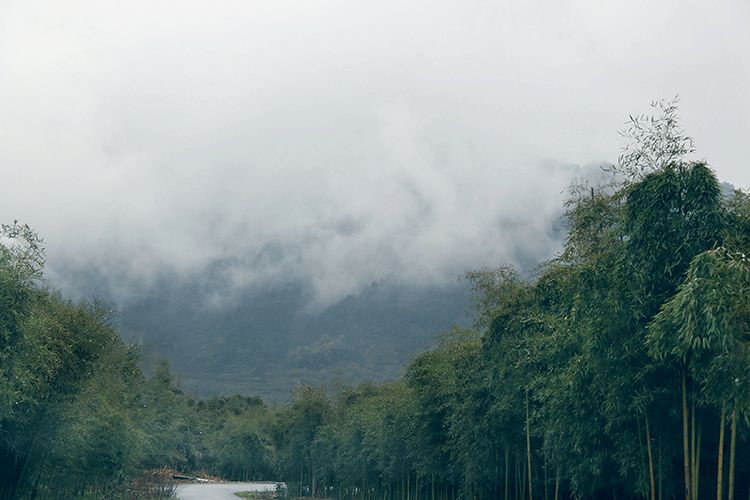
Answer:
[{"xmin": 2, "ymin": 100, "xmax": 749, "ymax": 499}]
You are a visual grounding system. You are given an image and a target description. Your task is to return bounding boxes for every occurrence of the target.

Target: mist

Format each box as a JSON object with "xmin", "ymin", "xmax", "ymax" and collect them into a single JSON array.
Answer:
[{"xmin": 1, "ymin": 0, "xmax": 748, "ymax": 306}]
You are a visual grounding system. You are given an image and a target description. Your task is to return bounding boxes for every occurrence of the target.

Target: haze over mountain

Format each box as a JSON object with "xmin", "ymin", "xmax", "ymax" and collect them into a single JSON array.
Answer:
[
  {"xmin": 2, "ymin": 1, "xmax": 748, "ymax": 398},
  {"xmin": 56, "ymin": 189, "xmax": 569, "ymax": 400}
]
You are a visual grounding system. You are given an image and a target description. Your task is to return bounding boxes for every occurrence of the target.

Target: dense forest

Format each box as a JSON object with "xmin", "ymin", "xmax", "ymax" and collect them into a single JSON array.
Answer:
[
  {"xmin": 116, "ymin": 274, "xmax": 473, "ymax": 400},
  {"xmin": 2, "ymin": 102, "xmax": 750, "ymax": 499}
]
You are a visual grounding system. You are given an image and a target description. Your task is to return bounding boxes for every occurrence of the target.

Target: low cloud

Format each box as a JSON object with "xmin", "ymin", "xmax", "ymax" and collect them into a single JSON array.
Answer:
[{"xmin": 1, "ymin": 0, "xmax": 748, "ymax": 306}]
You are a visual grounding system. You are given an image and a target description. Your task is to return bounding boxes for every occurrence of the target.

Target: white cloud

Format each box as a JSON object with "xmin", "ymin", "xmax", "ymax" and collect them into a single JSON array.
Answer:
[{"xmin": 1, "ymin": 0, "xmax": 748, "ymax": 305}]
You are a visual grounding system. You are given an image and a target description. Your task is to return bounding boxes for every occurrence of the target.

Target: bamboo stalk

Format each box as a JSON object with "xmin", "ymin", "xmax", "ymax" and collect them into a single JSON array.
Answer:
[
  {"xmin": 645, "ymin": 413, "xmax": 656, "ymax": 500},
  {"xmin": 505, "ymin": 448, "xmax": 510, "ymax": 500},
  {"xmin": 516, "ymin": 456, "xmax": 521, "ymax": 500},
  {"xmin": 694, "ymin": 417, "xmax": 702, "ymax": 500},
  {"xmin": 658, "ymin": 432, "xmax": 663, "ymax": 500},
  {"xmin": 728, "ymin": 409, "xmax": 737, "ymax": 500},
  {"xmin": 717, "ymin": 401, "xmax": 726, "ymax": 500},
  {"xmin": 553, "ymin": 470, "xmax": 559, "ymax": 500},
  {"xmin": 683, "ymin": 372, "xmax": 691, "ymax": 500},
  {"xmin": 691, "ymin": 401, "xmax": 697, "ymax": 500},
  {"xmin": 526, "ymin": 389, "xmax": 533, "ymax": 500}
]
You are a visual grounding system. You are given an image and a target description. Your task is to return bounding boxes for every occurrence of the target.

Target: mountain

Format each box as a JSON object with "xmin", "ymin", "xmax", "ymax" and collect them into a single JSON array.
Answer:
[{"xmin": 115, "ymin": 277, "xmax": 473, "ymax": 401}]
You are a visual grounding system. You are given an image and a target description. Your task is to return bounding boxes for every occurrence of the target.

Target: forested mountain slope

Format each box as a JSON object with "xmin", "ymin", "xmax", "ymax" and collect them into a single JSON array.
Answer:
[{"xmin": 116, "ymin": 279, "xmax": 473, "ymax": 400}]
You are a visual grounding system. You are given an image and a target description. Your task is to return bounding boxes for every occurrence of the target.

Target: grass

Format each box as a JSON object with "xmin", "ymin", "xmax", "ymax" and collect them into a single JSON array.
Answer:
[{"xmin": 234, "ymin": 492, "xmax": 277, "ymax": 499}]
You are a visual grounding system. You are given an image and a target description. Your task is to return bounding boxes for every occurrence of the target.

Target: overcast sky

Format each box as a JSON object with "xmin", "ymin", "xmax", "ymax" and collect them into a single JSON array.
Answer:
[{"xmin": 1, "ymin": 0, "xmax": 748, "ymax": 305}]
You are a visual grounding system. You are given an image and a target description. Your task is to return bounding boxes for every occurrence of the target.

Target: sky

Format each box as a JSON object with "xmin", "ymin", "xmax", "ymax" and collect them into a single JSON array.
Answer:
[{"xmin": 1, "ymin": 0, "xmax": 749, "ymax": 306}]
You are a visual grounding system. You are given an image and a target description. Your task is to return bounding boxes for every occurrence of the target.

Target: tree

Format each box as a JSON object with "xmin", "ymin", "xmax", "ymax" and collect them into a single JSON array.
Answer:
[
  {"xmin": 612, "ymin": 96, "xmax": 695, "ymax": 181},
  {"xmin": 649, "ymin": 248, "xmax": 750, "ymax": 500}
]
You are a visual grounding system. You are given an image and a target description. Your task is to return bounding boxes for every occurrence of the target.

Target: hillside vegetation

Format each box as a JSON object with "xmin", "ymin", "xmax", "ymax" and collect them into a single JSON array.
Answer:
[{"xmin": 118, "ymin": 277, "xmax": 472, "ymax": 400}]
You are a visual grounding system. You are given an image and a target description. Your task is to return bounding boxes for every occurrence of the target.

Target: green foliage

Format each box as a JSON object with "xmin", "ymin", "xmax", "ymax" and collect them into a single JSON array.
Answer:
[
  {"xmin": 648, "ymin": 248, "xmax": 750, "ymax": 400},
  {"xmin": 0, "ymin": 223, "xmax": 277, "ymax": 498}
]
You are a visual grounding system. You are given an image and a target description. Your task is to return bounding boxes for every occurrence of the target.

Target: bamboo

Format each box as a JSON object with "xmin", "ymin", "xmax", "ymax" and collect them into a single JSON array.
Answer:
[
  {"xmin": 728, "ymin": 409, "xmax": 737, "ymax": 500},
  {"xmin": 637, "ymin": 416, "xmax": 646, "ymax": 486},
  {"xmin": 554, "ymin": 471, "xmax": 559, "ymax": 500},
  {"xmin": 311, "ymin": 464, "xmax": 316, "ymax": 497},
  {"xmin": 658, "ymin": 433, "xmax": 663, "ymax": 500},
  {"xmin": 694, "ymin": 417, "xmax": 702, "ymax": 500},
  {"xmin": 683, "ymin": 372, "xmax": 691, "ymax": 500},
  {"xmin": 516, "ymin": 456, "xmax": 521, "ymax": 500},
  {"xmin": 526, "ymin": 389, "xmax": 533, "ymax": 500},
  {"xmin": 691, "ymin": 402, "xmax": 696, "ymax": 500},
  {"xmin": 505, "ymin": 448, "xmax": 510, "ymax": 500},
  {"xmin": 717, "ymin": 401, "xmax": 726, "ymax": 500},
  {"xmin": 645, "ymin": 414, "xmax": 656, "ymax": 500}
]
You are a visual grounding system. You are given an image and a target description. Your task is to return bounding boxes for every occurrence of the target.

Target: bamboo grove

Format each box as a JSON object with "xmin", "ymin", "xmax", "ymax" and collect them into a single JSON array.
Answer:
[
  {"xmin": 0, "ymin": 220, "xmax": 277, "ymax": 498},
  {"xmin": 272, "ymin": 107, "xmax": 750, "ymax": 499},
  {"xmin": 2, "ymin": 102, "xmax": 750, "ymax": 499}
]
